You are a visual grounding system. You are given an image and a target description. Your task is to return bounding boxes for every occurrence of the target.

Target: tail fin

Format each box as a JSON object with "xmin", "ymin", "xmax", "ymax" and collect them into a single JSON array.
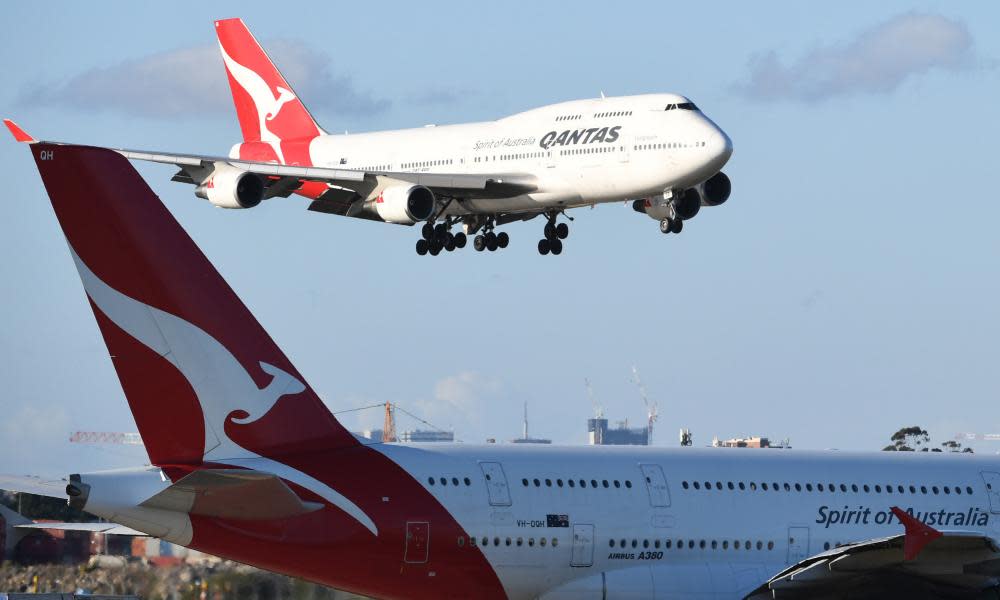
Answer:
[
  {"xmin": 29, "ymin": 143, "xmax": 357, "ymax": 467},
  {"xmin": 215, "ymin": 18, "xmax": 324, "ymax": 164}
]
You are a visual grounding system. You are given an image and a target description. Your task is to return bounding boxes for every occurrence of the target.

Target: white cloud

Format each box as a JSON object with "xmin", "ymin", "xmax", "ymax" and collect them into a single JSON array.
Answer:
[
  {"xmin": 738, "ymin": 13, "xmax": 974, "ymax": 102},
  {"xmin": 19, "ymin": 40, "xmax": 390, "ymax": 119},
  {"xmin": 411, "ymin": 372, "xmax": 503, "ymax": 435}
]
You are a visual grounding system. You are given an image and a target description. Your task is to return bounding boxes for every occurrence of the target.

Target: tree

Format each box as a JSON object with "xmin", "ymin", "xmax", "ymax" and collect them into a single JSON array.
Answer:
[
  {"xmin": 882, "ymin": 427, "xmax": 973, "ymax": 453},
  {"xmin": 883, "ymin": 426, "xmax": 930, "ymax": 451}
]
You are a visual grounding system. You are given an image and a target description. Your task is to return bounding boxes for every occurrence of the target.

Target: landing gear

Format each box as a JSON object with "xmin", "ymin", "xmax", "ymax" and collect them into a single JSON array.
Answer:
[
  {"xmin": 417, "ymin": 218, "xmax": 468, "ymax": 256},
  {"xmin": 659, "ymin": 218, "xmax": 684, "ymax": 235},
  {"xmin": 538, "ymin": 212, "xmax": 570, "ymax": 255},
  {"xmin": 472, "ymin": 219, "xmax": 510, "ymax": 253}
]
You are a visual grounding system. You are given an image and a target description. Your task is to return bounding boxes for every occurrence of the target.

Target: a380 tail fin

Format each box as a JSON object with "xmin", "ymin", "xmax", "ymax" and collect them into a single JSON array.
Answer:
[
  {"xmin": 29, "ymin": 143, "xmax": 357, "ymax": 467},
  {"xmin": 215, "ymin": 18, "xmax": 324, "ymax": 164}
]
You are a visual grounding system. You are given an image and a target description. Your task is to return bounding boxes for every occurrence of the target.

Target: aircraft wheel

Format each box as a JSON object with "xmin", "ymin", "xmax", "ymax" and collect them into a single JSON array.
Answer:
[
  {"xmin": 670, "ymin": 219, "xmax": 683, "ymax": 234},
  {"xmin": 416, "ymin": 239, "xmax": 429, "ymax": 255},
  {"xmin": 486, "ymin": 232, "xmax": 499, "ymax": 251},
  {"xmin": 550, "ymin": 238, "xmax": 563, "ymax": 255},
  {"xmin": 474, "ymin": 235, "xmax": 486, "ymax": 252},
  {"xmin": 659, "ymin": 219, "xmax": 672, "ymax": 234},
  {"xmin": 453, "ymin": 232, "xmax": 467, "ymax": 249},
  {"xmin": 445, "ymin": 238, "xmax": 456, "ymax": 252},
  {"xmin": 544, "ymin": 222, "xmax": 556, "ymax": 240},
  {"xmin": 538, "ymin": 239, "xmax": 550, "ymax": 255},
  {"xmin": 556, "ymin": 223, "xmax": 569, "ymax": 240},
  {"xmin": 429, "ymin": 242, "xmax": 442, "ymax": 256},
  {"xmin": 422, "ymin": 223, "xmax": 435, "ymax": 241},
  {"xmin": 497, "ymin": 231, "xmax": 510, "ymax": 249}
]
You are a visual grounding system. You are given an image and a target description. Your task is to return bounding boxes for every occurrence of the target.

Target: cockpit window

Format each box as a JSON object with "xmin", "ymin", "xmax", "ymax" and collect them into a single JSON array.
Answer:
[{"xmin": 666, "ymin": 102, "xmax": 699, "ymax": 111}]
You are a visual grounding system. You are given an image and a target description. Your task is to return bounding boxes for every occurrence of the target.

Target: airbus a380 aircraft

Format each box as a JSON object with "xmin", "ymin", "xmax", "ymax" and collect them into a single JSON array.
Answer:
[
  {"xmin": 10, "ymin": 18, "xmax": 734, "ymax": 256},
  {"xmin": 5, "ymin": 139, "xmax": 1000, "ymax": 598}
]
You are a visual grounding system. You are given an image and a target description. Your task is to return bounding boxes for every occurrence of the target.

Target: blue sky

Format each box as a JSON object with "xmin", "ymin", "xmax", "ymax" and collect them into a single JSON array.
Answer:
[{"xmin": 1, "ymin": 1, "xmax": 998, "ymax": 475}]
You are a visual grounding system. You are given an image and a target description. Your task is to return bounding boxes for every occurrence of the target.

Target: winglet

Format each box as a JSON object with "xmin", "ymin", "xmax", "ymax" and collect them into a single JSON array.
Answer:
[
  {"xmin": 891, "ymin": 506, "xmax": 943, "ymax": 560},
  {"xmin": 4, "ymin": 119, "xmax": 36, "ymax": 143}
]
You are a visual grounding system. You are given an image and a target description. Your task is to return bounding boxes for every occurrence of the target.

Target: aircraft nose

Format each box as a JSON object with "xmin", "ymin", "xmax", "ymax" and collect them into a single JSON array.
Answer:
[{"xmin": 712, "ymin": 127, "xmax": 733, "ymax": 165}]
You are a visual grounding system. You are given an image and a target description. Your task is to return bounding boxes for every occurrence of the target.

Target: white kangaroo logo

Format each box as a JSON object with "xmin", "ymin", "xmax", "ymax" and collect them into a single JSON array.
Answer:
[
  {"xmin": 219, "ymin": 44, "xmax": 297, "ymax": 164},
  {"xmin": 71, "ymin": 248, "xmax": 377, "ymax": 535}
]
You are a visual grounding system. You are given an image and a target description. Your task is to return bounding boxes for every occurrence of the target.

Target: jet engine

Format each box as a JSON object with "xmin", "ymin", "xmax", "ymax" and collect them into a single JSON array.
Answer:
[
  {"xmin": 195, "ymin": 165, "xmax": 265, "ymax": 209},
  {"xmin": 368, "ymin": 184, "xmax": 436, "ymax": 224},
  {"xmin": 633, "ymin": 188, "xmax": 701, "ymax": 221},
  {"xmin": 698, "ymin": 171, "xmax": 731, "ymax": 206}
]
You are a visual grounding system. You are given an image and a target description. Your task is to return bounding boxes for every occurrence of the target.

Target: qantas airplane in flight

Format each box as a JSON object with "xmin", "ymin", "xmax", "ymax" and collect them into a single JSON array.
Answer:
[
  {"xmin": 4, "ymin": 136, "xmax": 1000, "ymax": 598},
  {"xmin": 11, "ymin": 18, "xmax": 734, "ymax": 256}
]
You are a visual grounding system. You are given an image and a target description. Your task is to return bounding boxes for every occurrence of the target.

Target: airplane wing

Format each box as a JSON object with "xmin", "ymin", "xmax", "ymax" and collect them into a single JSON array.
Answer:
[
  {"xmin": 745, "ymin": 507, "xmax": 1000, "ymax": 599},
  {"xmin": 3, "ymin": 120, "xmax": 537, "ymax": 214},
  {"xmin": 139, "ymin": 468, "xmax": 323, "ymax": 521}
]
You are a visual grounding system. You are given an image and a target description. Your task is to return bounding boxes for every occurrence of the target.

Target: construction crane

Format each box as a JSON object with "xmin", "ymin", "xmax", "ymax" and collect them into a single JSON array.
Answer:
[
  {"xmin": 383, "ymin": 400, "xmax": 397, "ymax": 443},
  {"xmin": 631, "ymin": 365, "xmax": 658, "ymax": 445},
  {"xmin": 584, "ymin": 378, "xmax": 603, "ymax": 418},
  {"xmin": 69, "ymin": 431, "xmax": 143, "ymax": 445}
]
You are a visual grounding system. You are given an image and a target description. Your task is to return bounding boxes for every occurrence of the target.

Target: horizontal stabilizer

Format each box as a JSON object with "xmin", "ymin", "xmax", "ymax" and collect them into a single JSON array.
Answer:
[
  {"xmin": 16, "ymin": 522, "xmax": 146, "ymax": 536},
  {"xmin": 140, "ymin": 469, "xmax": 322, "ymax": 521},
  {"xmin": 0, "ymin": 474, "xmax": 68, "ymax": 499}
]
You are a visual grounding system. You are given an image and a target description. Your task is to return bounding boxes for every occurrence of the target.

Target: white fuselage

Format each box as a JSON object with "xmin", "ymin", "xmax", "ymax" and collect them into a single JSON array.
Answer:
[
  {"xmin": 371, "ymin": 443, "xmax": 1000, "ymax": 599},
  {"xmin": 302, "ymin": 93, "xmax": 732, "ymax": 215}
]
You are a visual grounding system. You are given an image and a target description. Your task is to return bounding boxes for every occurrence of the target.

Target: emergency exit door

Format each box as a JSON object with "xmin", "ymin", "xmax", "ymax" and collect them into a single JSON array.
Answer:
[
  {"xmin": 479, "ymin": 462, "xmax": 512, "ymax": 506},
  {"xmin": 571, "ymin": 524, "xmax": 594, "ymax": 567},
  {"xmin": 404, "ymin": 521, "xmax": 429, "ymax": 563}
]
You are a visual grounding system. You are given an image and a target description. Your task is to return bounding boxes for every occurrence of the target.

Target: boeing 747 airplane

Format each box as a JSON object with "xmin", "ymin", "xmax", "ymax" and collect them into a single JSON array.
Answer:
[
  {"xmin": 7, "ymin": 18, "xmax": 733, "ymax": 256},
  {"xmin": 3, "ymin": 137, "xmax": 1000, "ymax": 599}
]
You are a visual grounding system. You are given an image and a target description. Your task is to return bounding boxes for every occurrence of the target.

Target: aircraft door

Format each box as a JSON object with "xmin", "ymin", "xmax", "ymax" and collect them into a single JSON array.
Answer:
[
  {"xmin": 639, "ymin": 464, "xmax": 671, "ymax": 507},
  {"xmin": 981, "ymin": 472, "xmax": 1000, "ymax": 513},
  {"xmin": 570, "ymin": 524, "xmax": 595, "ymax": 567},
  {"xmin": 404, "ymin": 521, "xmax": 429, "ymax": 563},
  {"xmin": 787, "ymin": 526, "xmax": 809, "ymax": 564},
  {"xmin": 618, "ymin": 130, "xmax": 630, "ymax": 163},
  {"xmin": 479, "ymin": 462, "xmax": 512, "ymax": 506}
]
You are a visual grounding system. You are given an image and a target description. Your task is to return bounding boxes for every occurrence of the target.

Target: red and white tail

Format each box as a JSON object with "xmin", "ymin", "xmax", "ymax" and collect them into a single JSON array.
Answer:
[
  {"xmin": 215, "ymin": 18, "xmax": 324, "ymax": 164},
  {"xmin": 30, "ymin": 143, "xmax": 357, "ymax": 467}
]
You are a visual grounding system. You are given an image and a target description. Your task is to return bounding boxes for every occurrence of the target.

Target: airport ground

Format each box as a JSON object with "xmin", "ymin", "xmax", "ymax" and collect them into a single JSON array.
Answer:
[{"xmin": 0, "ymin": 561, "xmax": 372, "ymax": 600}]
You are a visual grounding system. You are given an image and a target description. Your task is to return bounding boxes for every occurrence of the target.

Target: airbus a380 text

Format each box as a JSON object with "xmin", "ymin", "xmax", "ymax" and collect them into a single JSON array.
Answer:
[
  {"xmin": 5, "ymin": 136, "xmax": 1000, "ymax": 598},
  {"xmin": 11, "ymin": 18, "xmax": 734, "ymax": 256}
]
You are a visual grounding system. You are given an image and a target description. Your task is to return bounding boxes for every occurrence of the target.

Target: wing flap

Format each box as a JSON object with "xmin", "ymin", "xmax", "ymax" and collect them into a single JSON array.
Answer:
[{"xmin": 139, "ymin": 468, "xmax": 322, "ymax": 521}]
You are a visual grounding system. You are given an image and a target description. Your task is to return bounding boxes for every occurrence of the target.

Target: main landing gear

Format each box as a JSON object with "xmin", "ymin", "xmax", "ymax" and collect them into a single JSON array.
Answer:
[
  {"xmin": 415, "ymin": 220, "xmax": 467, "ymax": 256},
  {"xmin": 659, "ymin": 218, "xmax": 683, "ymax": 235},
  {"xmin": 473, "ymin": 219, "xmax": 509, "ymax": 253},
  {"xmin": 537, "ymin": 213, "xmax": 570, "ymax": 255}
]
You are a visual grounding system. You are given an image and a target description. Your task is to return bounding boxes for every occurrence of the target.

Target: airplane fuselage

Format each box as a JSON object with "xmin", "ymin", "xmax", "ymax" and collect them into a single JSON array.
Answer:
[{"xmin": 293, "ymin": 93, "xmax": 732, "ymax": 215}]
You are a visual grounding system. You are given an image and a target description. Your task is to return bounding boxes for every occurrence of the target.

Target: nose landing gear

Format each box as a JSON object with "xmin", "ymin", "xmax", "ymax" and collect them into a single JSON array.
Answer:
[{"xmin": 659, "ymin": 218, "xmax": 683, "ymax": 235}]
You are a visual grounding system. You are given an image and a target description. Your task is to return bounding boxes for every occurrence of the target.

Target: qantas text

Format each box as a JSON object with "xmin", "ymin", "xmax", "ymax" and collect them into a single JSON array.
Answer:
[{"xmin": 539, "ymin": 126, "xmax": 621, "ymax": 149}]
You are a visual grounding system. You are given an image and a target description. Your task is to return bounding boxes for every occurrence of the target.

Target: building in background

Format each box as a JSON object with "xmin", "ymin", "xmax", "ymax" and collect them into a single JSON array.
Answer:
[
  {"xmin": 399, "ymin": 430, "xmax": 455, "ymax": 443},
  {"xmin": 587, "ymin": 417, "xmax": 649, "ymax": 446},
  {"xmin": 712, "ymin": 436, "xmax": 791, "ymax": 449}
]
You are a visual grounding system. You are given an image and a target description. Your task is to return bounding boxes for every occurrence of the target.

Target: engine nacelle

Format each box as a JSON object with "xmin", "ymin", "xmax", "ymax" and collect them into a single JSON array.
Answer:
[
  {"xmin": 634, "ymin": 188, "xmax": 700, "ymax": 222},
  {"xmin": 195, "ymin": 165, "xmax": 264, "ymax": 209},
  {"xmin": 698, "ymin": 171, "xmax": 731, "ymax": 206},
  {"xmin": 369, "ymin": 184, "xmax": 435, "ymax": 224}
]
